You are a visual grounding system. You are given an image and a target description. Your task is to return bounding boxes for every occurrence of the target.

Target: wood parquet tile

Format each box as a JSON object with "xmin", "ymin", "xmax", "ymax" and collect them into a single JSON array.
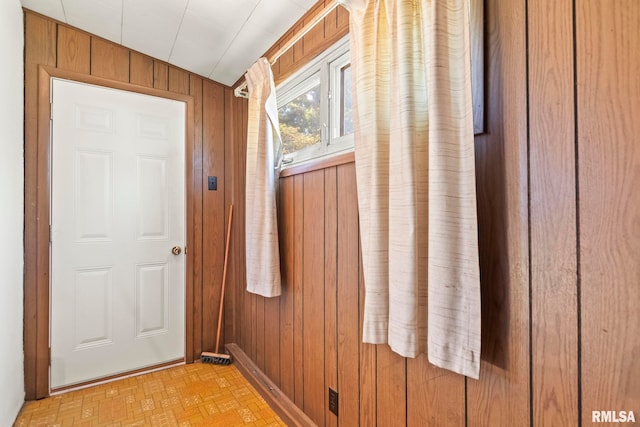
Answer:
[{"xmin": 13, "ymin": 363, "xmax": 286, "ymax": 427}]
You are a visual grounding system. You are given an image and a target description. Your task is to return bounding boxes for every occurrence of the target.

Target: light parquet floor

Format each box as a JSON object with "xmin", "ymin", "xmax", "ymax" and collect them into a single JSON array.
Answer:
[{"xmin": 14, "ymin": 363, "xmax": 286, "ymax": 427}]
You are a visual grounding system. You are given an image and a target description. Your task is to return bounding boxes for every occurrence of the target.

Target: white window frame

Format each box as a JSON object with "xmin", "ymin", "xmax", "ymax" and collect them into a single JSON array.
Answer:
[{"xmin": 277, "ymin": 35, "xmax": 352, "ymax": 167}]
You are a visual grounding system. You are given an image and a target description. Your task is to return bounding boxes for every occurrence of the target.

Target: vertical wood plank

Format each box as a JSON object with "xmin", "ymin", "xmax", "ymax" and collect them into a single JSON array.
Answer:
[
  {"xmin": 293, "ymin": 174, "xmax": 305, "ymax": 407},
  {"xmin": 529, "ymin": 0, "xmax": 579, "ymax": 425},
  {"xmin": 302, "ymin": 1, "xmax": 326, "ymax": 58},
  {"xmin": 336, "ymin": 6, "xmax": 349, "ymax": 33},
  {"xmin": 324, "ymin": 167, "xmax": 338, "ymax": 427},
  {"xmin": 230, "ymin": 93, "xmax": 249, "ymax": 352},
  {"xmin": 264, "ymin": 296, "xmax": 281, "ymax": 384},
  {"xmin": 407, "ymin": 358, "xmax": 465, "ymax": 426},
  {"xmin": 256, "ymin": 296, "xmax": 266, "ymax": 371},
  {"xmin": 376, "ymin": 347, "xmax": 406, "ymax": 426},
  {"xmin": 279, "ymin": 176, "xmax": 296, "ymax": 400},
  {"xmin": 24, "ymin": 12, "xmax": 57, "ymax": 400},
  {"xmin": 467, "ymin": 0, "xmax": 531, "ymax": 424},
  {"xmin": 302, "ymin": 170, "xmax": 326, "ymax": 426},
  {"xmin": 242, "ymin": 185, "xmax": 255, "ymax": 362},
  {"xmin": 237, "ymin": 97, "xmax": 249, "ymax": 354},
  {"xmin": 279, "ymin": 24, "xmax": 303, "ymax": 80},
  {"xmin": 242, "ymin": 262, "xmax": 254, "ymax": 356},
  {"xmin": 90, "ymin": 38, "xmax": 129, "ymax": 82},
  {"xmin": 577, "ymin": 0, "xmax": 640, "ymax": 419},
  {"xmin": 359, "ymin": 249, "xmax": 377, "ymax": 427},
  {"xmin": 56, "ymin": 26, "xmax": 90, "ymax": 74},
  {"xmin": 202, "ymin": 81, "xmax": 226, "ymax": 354},
  {"xmin": 153, "ymin": 61, "xmax": 169, "ymax": 90},
  {"xmin": 250, "ymin": 289, "xmax": 258, "ymax": 360},
  {"xmin": 223, "ymin": 88, "xmax": 237, "ymax": 346},
  {"xmin": 325, "ymin": 5, "xmax": 350, "ymax": 40},
  {"xmin": 130, "ymin": 52, "xmax": 154, "ymax": 88},
  {"xmin": 336, "ymin": 163, "xmax": 360, "ymax": 427},
  {"xmin": 169, "ymin": 67, "xmax": 190, "ymax": 95},
  {"xmin": 189, "ymin": 75, "xmax": 204, "ymax": 360}
]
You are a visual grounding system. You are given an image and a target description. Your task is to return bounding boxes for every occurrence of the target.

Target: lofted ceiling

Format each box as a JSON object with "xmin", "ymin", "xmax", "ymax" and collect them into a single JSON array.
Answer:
[{"xmin": 20, "ymin": 0, "xmax": 318, "ymax": 86}]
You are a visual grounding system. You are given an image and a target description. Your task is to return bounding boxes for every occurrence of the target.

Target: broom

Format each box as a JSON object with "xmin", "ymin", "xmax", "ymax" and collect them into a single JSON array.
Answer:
[{"xmin": 201, "ymin": 204, "xmax": 233, "ymax": 365}]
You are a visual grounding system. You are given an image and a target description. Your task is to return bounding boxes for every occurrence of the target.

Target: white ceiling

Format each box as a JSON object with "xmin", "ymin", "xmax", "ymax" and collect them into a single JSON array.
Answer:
[{"xmin": 20, "ymin": 0, "xmax": 318, "ymax": 86}]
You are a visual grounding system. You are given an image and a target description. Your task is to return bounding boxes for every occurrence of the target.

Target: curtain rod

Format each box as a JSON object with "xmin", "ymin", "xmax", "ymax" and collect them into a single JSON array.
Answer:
[{"xmin": 234, "ymin": 0, "xmax": 340, "ymax": 98}]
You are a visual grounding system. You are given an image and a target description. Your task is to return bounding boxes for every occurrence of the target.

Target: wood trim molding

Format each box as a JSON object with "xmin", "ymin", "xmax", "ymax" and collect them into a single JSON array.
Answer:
[
  {"xmin": 279, "ymin": 151, "xmax": 355, "ymax": 178},
  {"xmin": 50, "ymin": 360, "xmax": 185, "ymax": 394},
  {"xmin": 40, "ymin": 65, "xmax": 194, "ymax": 103},
  {"xmin": 25, "ymin": 65, "xmax": 196, "ymax": 398},
  {"xmin": 226, "ymin": 343, "xmax": 318, "ymax": 427}
]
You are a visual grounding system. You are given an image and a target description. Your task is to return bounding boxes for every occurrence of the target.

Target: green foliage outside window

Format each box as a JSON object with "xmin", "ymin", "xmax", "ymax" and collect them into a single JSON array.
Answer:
[{"xmin": 278, "ymin": 86, "xmax": 321, "ymax": 155}]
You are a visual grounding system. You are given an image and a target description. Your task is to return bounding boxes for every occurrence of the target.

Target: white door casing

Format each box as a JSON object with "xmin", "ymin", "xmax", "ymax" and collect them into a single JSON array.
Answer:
[{"xmin": 50, "ymin": 78, "xmax": 186, "ymax": 389}]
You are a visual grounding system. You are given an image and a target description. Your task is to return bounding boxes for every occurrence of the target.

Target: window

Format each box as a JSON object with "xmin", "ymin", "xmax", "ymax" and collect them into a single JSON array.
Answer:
[{"xmin": 277, "ymin": 36, "xmax": 352, "ymax": 166}]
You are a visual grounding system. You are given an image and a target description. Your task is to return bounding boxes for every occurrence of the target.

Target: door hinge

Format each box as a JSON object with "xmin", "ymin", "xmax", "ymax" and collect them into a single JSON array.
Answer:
[
  {"xmin": 48, "ymin": 347, "xmax": 51, "ymax": 366},
  {"xmin": 49, "ymin": 225, "xmax": 52, "ymax": 243}
]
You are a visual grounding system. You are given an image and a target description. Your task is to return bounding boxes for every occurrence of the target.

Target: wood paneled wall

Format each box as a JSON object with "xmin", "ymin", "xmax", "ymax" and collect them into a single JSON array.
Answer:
[
  {"xmin": 576, "ymin": 0, "xmax": 640, "ymax": 420},
  {"xmin": 229, "ymin": 0, "xmax": 640, "ymax": 426},
  {"xmin": 22, "ymin": 0, "xmax": 640, "ymax": 421},
  {"xmin": 23, "ymin": 10, "xmax": 232, "ymax": 399}
]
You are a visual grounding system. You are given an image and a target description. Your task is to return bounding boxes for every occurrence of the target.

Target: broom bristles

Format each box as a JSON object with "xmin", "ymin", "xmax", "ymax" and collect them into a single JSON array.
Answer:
[{"xmin": 201, "ymin": 351, "xmax": 232, "ymax": 365}]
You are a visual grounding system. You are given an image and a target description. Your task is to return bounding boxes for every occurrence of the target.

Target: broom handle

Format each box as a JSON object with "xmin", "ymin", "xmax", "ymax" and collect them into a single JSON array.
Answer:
[{"xmin": 214, "ymin": 204, "xmax": 233, "ymax": 354}]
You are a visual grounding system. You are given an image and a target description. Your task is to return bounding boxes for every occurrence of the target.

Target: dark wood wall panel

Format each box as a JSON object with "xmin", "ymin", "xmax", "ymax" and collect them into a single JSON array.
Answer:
[
  {"xmin": 302, "ymin": 170, "xmax": 326, "ymax": 426},
  {"xmin": 24, "ymin": 0, "xmax": 640, "ymax": 421},
  {"xmin": 359, "ymin": 263, "xmax": 377, "ymax": 427},
  {"xmin": 153, "ymin": 61, "xmax": 169, "ymax": 90},
  {"xmin": 129, "ymin": 52, "xmax": 153, "ymax": 88},
  {"xmin": 169, "ymin": 67, "xmax": 190, "ymax": 95},
  {"xmin": 90, "ymin": 38, "xmax": 129, "ymax": 82},
  {"xmin": 293, "ymin": 175, "xmax": 305, "ymax": 407},
  {"xmin": 189, "ymin": 76, "xmax": 204, "ymax": 359},
  {"xmin": 466, "ymin": 0, "xmax": 531, "ymax": 424},
  {"xmin": 407, "ymin": 359, "xmax": 465, "ymax": 426},
  {"xmin": 335, "ymin": 163, "xmax": 359, "ymax": 427},
  {"xmin": 57, "ymin": 25, "xmax": 90, "ymax": 73},
  {"xmin": 223, "ymin": 88, "xmax": 242, "ymax": 352},
  {"xmin": 577, "ymin": 0, "xmax": 640, "ymax": 420},
  {"xmin": 323, "ymin": 168, "xmax": 338, "ymax": 427},
  {"xmin": 24, "ymin": 12, "xmax": 57, "ymax": 401},
  {"xmin": 228, "ymin": 0, "xmax": 531, "ymax": 425},
  {"xmin": 376, "ymin": 348, "xmax": 406, "ymax": 426},
  {"xmin": 266, "ymin": 2, "xmax": 349, "ymax": 85},
  {"xmin": 23, "ymin": 11, "xmax": 227, "ymax": 399},
  {"xmin": 528, "ymin": 0, "xmax": 579, "ymax": 425},
  {"xmin": 201, "ymin": 81, "xmax": 226, "ymax": 355},
  {"xmin": 278, "ymin": 176, "xmax": 296, "ymax": 398}
]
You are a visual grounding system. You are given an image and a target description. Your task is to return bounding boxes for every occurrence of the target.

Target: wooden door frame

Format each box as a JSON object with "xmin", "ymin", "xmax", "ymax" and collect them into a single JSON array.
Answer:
[{"xmin": 24, "ymin": 65, "xmax": 196, "ymax": 399}]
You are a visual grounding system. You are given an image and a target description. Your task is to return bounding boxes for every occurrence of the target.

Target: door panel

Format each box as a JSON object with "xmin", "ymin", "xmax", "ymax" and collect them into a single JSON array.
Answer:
[
  {"xmin": 74, "ymin": 267, "xmax": 113, "ymax": 348},
  {"xmin": 50, "ymin": 78, "xmax": 186, "ymax": 389},
  {"xmin": 136, "ymin": 263, "xmax": 169, "ymax": 337}
]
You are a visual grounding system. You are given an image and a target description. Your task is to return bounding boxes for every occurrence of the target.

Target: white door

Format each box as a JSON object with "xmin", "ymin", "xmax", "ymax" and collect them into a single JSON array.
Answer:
[{"xmin": 50, "ymin": 78, "xmax": 186, "ymax": 389}]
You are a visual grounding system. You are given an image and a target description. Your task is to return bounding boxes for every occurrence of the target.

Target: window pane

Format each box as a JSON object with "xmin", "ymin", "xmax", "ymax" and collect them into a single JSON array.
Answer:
[
  {"xmin": 341, "ymin": 65, "xmax": 354, "ymax": 136},
  {"xmin": 278, "ymin": 84, "xmax": 321, "ymax": 155}
]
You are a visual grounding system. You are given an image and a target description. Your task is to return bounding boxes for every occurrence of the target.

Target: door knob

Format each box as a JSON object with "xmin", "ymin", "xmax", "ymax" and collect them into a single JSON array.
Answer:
[{"xmin": 171, "ymin": 246, "xmax": 182, "ymax": 255}]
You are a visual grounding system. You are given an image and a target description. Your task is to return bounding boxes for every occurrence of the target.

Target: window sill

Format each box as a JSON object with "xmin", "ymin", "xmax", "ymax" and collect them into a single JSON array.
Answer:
[{"xmin": 279, "ymin": 151, "xmax": 355, "ymax": 178}]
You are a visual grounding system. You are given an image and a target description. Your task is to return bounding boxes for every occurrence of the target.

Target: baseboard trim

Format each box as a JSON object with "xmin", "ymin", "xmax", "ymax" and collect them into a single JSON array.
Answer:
[{"xmin": 225, "ymin": 343, "xmax": 317, "ymax": 427}]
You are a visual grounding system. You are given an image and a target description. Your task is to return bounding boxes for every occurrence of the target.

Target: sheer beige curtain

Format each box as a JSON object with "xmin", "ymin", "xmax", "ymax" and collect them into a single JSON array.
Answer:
[
  {"xmin": 338, "ymin": 0, "xmax": 481, "ymax": 378},
  {"xmin": 245, "ymin": 58, "xmax": 282, "ymax": 298}
]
